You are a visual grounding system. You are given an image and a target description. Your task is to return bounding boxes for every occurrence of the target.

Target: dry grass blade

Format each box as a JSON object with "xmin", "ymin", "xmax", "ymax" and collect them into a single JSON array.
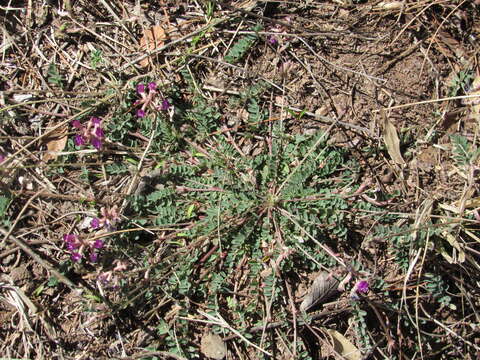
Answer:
[{"xmin": 197, "ymin": 310, "xmax": 272, "ymax": 357}]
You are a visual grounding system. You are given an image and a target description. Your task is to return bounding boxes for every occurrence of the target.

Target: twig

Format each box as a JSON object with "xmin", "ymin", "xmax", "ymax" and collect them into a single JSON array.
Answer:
[
  {"xmin": 117, "ymin": 350, "xmax": 187, "ymax": 360},
  {"xmin": 420, "ymin": 304, "xmax": 480, "ymax": 352},
  {"xmin": 1, "ymin": 94, "xmax": 116, "ymax": 165},
  {"xmin": 11, "ymin": 189, "xmax": 110, "ymax": 204},
  {"xmin": 294, "ymin": 35, "xmax": 386, "ymax": 83},
  {"xmin": 118, "ymin": 19, "xmax": 226, "ymax": 72},
  {"xmin": 223, "ymin": 306, "xmax": 349, "ymax": 341},
  {"xmin": 373, "ymin": 93, "xmax": 480, "ymax": 112},
  {"xmin": 197, "ymin": 310, "xmax": 272, "ymax": 356}
]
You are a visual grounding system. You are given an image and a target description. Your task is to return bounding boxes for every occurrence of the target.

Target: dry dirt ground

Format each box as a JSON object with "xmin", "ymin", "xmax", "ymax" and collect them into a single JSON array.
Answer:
[{"xmin": 1, "ymin": 1, "xmax": 480, "ymax": 359}]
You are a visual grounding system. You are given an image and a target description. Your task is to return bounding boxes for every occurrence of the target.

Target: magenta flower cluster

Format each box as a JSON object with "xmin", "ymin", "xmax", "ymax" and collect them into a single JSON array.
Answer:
[
  {"xmin": 63, "ymin": 233, "xmax": 104, "ymax": 263},
  {"xmin": 63, "ymin": 206, "xmax": 120, "ymax": 263},
  {"xmin": 90, "ymin": 205, "xmax": 120, "ymax": 231},
  {"xmin": 72, "ymin": 117, "xmax": 105, "ymax": 150},
  {"xmin": 135, "ymin": 82, "xmax": 170, "ymax": 118},
  {"xmin": 356, "ymin": 280, "xmax": 369, "ymax": 294},
  {"xmin": 267, "ymin": 35, "xmax": 278, "ymax": 45}
]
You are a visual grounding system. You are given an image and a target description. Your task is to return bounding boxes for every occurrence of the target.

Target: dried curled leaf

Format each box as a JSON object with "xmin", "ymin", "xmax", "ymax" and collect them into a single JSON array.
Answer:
[
  {"xmin": 300, "ymin": 271, "xmax": 341, "ymax": 312},
  {"xmin": 324, "ymin": 328, "xmax": 362, "ymax": 360},
  {"xmin": 43, "ymin": 125, "xmax": 68, "ymax": 162},
  {"xmin": 373, "ymin": 1, "xmax": 403, "ymax": 11},
  {"xmin": 201, "ymin": 333, "xmax": 227, "ymax": 360},
  {"xmin": 381, "ymin": 111, "xmax": 405, "ymax": 165},
  {"xmin": 139, "ymin": 25, "xmax": 166, "ymax": 68}
]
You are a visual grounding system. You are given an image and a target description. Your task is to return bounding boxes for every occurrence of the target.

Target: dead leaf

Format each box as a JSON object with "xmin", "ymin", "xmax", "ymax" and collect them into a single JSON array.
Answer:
[
  {"xmin": 373, "ymin": 1, "xmax": 403, "ymax": 11},
  {"xmin": 43, "ymin": 125, "xmax": 68, "ymax": 161},
  {"xmin": 324, "ymin": 328, "xmax": 362, "ymax": 360},
  {"xmin": 139, "ymin": 25, "xmax": 166, "ymax": 68},
  {"xmin": 200, "ymin": 333, "xmax": 227, "ymax": 360},
  {"xmin": 300, "ymin": 270, "xmax": 342, "ymax": 312},
  {"xmin": 381, "ymin": 111, "xmax": 405, "ymax": 164}
]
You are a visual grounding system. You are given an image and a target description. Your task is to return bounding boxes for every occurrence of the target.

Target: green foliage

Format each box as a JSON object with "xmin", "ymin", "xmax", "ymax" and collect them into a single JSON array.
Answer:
[
  {"xmin": 450, "ymin": 134, "xmax": 480, "ymax": 166},
  {"xmin": 90, "ymin": 49, "xmax": 103, "ymax": 69},
  {"xmin": 185, "ymin": 97, "xmax": 221, "ymax": 136},
  {"xmin": 125, "ymin": 125, "xmax": 359, "ymax": 334},
  {"xmin": 424, "ymin": 273, "xmax": 454, "ymax": 309},
  {"xmin": 224, "ymin": 25, "xmax": 262, "ymax": 64},
  {"xmin": 47, "ymin": 63, "xmax": 63, "ymax": 88},
  {"xmin": 372, "ymin": 224, "xmax": 416, "ymax": 270},
  {"xmin": 351, "ymin": 300, "xmax": 372, "ymax": 352},
  {"xmin": 105, "ymin": 162, "xmax": 130, "ymax": 175},
  {"xmin": 449, "ymin": 70, "xmax": 473, "ymax": 97},
  {"xmin": 99, "ymin": 68, "xmax": 412, "ymax": 358},
  {"xmin": 0, "ymin": 191, "xmax": 12, "ymax": 227}
]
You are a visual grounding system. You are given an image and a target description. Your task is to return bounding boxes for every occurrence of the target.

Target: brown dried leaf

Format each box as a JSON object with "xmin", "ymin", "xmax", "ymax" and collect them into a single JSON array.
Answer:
[
  {"xmin": 139, "ymin": 25, "xmax": 166, "ymax": 68},
  {"xmin": 300, "ymin": 271, "xmax": 341, "ymax": 312},
  {"xmin": 324, "ymin": 328, "xmax": 362, "ymax": 360},
  {"xmin": 43, "ymin": 125, "xmax": 68, "ymax": 161},
  {"xmin": 381, "ymin": 111, "xmax": 405, "ymax": 164},
  {"xmin": 373, "ymin": 1, "xmax": 404, "ymax": 11},
  {"xmin": 200, "ymin": 333, "xmax": 227, "ymax": 360}
]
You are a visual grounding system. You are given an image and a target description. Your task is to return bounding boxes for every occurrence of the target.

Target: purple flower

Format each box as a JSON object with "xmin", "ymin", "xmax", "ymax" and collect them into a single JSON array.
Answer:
[
  {"xmin": 92, "ymin": 239, "xmax": 104, "ymax": 249},
  {"xmin": 267, "ymin": 35, "xmax": 278, "ymax": 45},
  {"xmin": 91, "ymin": 117, "xmax": 101, "ymax": 125},
  {"xmin": 137, "ymin": 84, "xmax": 146, "ymax": 94},
  {"xmin": 0, "ymin": 154, "xmax": 4, "ymax": 163},
  {"xmin": 89, "ymin": 252, "xmax": 98, "ymax": 263},
  {"xmin": 136, "ymin": 109, "xmax": 146, "ymax": 118},
  {"xmin": 356, "ymin": 280, "xmax": 369, "ymax": 294},
  {"xmin": 71, "ymin": 252, "xmax": 82, "ymax": 262},
  {"xmin": 72, "ymin": 117, "xmax": 105, "ymax": 150},
  {"xmin": 91, "ymin": 218, "xmax": 100, "ymax": 229},
  {"xmin": 63, "ymin": 234, "xmax": 76, "ymax": 242},
  {"xmin": 91, "ymin": 137, "xmax": 102, "ymax": 150},
  {"xmin": 160, "ymin": 99, "xmax": 170, "ymax": 111},
  {"xmin": 74, "ymin": 135, "xmax": 85, "ymax": 146},
  {"xmin": 72, "ymin": 120, "xmax": 82, "ymax": 129},
  {"xmin": 148, "ymin": 82, "xmax": 157, "ymax": 91},
  {"xmin": 64, "ymin": 234, "xmax": 80, "ymax": 251},
  {"xmin": 66, "ymin": 242, "xmax": 79, "ymax": 251},
  {"xmin": 95, "ymin": 127, "xmax": 104, "ymax": 138}
]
